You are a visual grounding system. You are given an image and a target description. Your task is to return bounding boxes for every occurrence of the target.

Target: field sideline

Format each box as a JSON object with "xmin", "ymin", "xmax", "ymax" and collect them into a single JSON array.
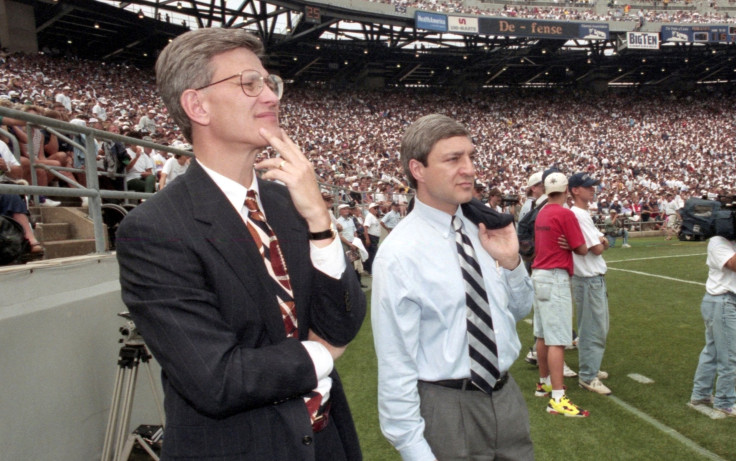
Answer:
[{"xmin": 337, "ymin": 237, "xmax": 736, "ymax": 461}]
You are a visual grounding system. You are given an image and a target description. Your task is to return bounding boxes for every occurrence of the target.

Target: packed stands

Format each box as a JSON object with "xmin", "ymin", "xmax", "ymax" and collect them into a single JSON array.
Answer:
[{"xmin": 2, "ymin": 50, "xmax": 735, "ymax": 227}]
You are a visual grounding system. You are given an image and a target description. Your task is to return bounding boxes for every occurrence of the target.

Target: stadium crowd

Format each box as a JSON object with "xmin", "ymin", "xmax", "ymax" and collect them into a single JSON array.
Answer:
[{"xmin": 1, "ymin": 50, "xmax": 735, "ymax": 228}]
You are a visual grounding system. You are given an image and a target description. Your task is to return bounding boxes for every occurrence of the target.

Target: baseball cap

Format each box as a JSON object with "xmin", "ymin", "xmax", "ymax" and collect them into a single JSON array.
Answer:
[
  {"xmin": 368, "ymin": 203, "xmax": 379, "ymax": 209},
  {"xmin": 337, "ymin": 204, "xmax": 349, "ymax": 210},
  {"xmin": 544, "ymin": 172, "xmax": 568, "ymax": 194},
  {"xmin": 527, "ymin": 171, "xmax": 543, "ymax": 188},
  {"xmin": 568, "ymin": 172, "xmax": 600, "ymax": 188},
  {"xmin": 542, "ymin": 167, "xmax": 560, "ymax": 183}
]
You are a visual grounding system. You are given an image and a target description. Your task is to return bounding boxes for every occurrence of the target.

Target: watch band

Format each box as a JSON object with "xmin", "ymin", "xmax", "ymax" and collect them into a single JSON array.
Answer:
[{"xmin": 308, "ymin": 225, "xmax": 336, "ymax": 240}]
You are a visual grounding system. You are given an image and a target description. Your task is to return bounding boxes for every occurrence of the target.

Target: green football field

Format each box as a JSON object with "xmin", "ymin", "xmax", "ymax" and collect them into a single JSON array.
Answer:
[{"xmin": 337, "ymin": 237, "xmax": 736, "ymax": 461}]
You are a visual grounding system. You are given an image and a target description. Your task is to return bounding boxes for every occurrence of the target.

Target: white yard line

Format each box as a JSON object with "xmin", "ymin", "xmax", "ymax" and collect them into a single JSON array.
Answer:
[
  {"xmin": 604, "ymin": 251, "xmax": 722, "ymax": 459},
  {"xmin": 609, "ymin": 396, "xmax": 727, "ymax": 461},
  {"xmin": 606, "ymin": 267, "xmax": 705, "ymax": 286},
  {"xmin": 607, "ymin": 253, "xmax": 706, "ymax": 264}
]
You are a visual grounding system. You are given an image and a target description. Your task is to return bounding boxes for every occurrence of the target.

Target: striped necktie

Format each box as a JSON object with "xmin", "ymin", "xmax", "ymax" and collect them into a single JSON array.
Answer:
[
  {"xmin": 244, "ymin": 189, "xmax": 298, "ymax": 337},
  {"xmin": 244, "ymin": 190, "xmax": 327, "ymax": 428},
  {"xmin": 452, "ymin": 215, "xmax": 500, "ymax": 393}
]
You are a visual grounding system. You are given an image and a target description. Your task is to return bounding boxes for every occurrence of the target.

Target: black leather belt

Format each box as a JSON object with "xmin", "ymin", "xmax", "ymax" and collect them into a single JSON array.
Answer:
[{"xmin": 421, "ymin": 373, "xmax": 509, "ymax": 392}]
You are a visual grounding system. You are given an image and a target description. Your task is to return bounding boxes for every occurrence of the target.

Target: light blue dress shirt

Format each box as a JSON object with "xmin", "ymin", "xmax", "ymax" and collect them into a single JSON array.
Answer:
[{"xmin": 371, "ymin": 198, "xmax": 533, "ymax": 461}]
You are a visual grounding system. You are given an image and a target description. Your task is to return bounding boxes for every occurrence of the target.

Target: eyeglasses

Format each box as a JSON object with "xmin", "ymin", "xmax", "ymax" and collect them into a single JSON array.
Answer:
[{"xmin": 195, "ymin": 69, "xmax": 283, "ymax": 100}]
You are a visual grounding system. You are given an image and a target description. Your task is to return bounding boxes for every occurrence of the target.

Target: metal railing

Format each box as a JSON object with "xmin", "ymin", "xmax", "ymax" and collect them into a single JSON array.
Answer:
[
  {"xmin": 0, "ymin": 106, "xmax": 413, "ymax": 255},
  {"xmin": 0, "ymin": 106, "xmax": 193, "ymax": 254}
]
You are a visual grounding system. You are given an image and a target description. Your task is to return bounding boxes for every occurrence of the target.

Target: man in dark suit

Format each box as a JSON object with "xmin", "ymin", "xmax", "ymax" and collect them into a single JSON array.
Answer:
[{"xmin": 116, "ymin": 28, "xmax": 366, "ymax": 461}]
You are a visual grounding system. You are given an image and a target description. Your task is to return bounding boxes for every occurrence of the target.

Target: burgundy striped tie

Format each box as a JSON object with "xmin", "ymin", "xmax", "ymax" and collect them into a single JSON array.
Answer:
[
  {"xmin": 244, "ymin": 190, "xmax": 298, "ymax": 337},
  {"xmin": 244, "ymin": 190, "xmax": 327, "ymax": 428}
]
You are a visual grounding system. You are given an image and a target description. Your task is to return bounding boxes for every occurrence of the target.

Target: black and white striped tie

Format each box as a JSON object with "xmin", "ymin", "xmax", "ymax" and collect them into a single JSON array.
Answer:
[{"xmin": 452, "ymin": 215, "xmax": 500, "ymax": 393}]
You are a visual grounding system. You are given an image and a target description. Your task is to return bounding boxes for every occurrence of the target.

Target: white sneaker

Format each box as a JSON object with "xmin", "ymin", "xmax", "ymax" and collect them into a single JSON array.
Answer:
[
  {"xmin": 524, "ymin": 349, "xmax": 538, "ymax": 366},
  {"xmin": 81, "ymin": 197, "xmax": 89, "ymax": 207},
  {"xmin": 579, "ymin": 377, "xmax": 612, "ymax": 395},
  {"xmin": 41, "ymin": 198, "xmax": 61, "ymax": 207},
  {"xmin": 622, "ymin": 243, "xmax": 631, "ymax": 248},
  {"xmin": 597, "ymin": 370, "xmax": 609, "ymax": 380},
  {"xmin": 563, "ymin": 362, "xmax": 577, "ymax": 378}
]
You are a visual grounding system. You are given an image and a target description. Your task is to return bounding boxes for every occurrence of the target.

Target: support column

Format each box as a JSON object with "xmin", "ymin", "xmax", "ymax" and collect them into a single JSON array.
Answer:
[{"xmin": 0, "ymin": 0, "xmax": 38, "ymax": 53}]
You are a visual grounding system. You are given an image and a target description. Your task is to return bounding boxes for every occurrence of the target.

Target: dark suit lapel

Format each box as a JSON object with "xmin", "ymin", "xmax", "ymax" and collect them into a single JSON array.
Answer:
[{"xmin": 185, "ymin": 161, "xmax": 288, "ymax": 343}]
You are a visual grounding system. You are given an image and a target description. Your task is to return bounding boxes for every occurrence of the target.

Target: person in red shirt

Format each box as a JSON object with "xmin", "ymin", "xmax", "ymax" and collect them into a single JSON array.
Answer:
[{"xmin": 532, "ymin": 172, "xmax": 589, "ymax": 417}]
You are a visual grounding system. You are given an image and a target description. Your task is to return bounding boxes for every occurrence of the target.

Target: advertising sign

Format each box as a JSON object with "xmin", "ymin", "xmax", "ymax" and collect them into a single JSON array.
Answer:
[
  {"xmin": 625, "ymin": 32, "xmax": 660, "ymax": 49},
  {"xmin": 479, "ymin": 18, "xmax": 608, "ymax": 39},
  {"xmin": 448, "ymin": 16, "xmax": 479, "ymax": 34},
  {"xmin": 415, "ymin": 11, "xmax": 447, "ymax": 32}
]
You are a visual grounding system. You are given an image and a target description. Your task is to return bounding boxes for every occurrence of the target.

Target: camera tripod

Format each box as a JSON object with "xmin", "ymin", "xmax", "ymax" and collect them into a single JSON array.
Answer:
[{"xmin": 101, "ymin": 314, "xmax": 165, "ymax": 461}]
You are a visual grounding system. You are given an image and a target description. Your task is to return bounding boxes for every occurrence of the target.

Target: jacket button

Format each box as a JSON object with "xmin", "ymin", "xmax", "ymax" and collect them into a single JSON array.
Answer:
[{"xmin": 302, "ymin": 435, "xmax": 313, "ymax": 446}]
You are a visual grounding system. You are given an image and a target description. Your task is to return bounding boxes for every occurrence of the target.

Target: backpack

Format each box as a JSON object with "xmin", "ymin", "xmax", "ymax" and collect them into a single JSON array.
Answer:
[
  {"xmin": 517, "ymin": 198, "xmax": 547, "ymax": 261},
  {"xmin": 678, "ymin": 198, "xmax": 735, "ymax": 241}
]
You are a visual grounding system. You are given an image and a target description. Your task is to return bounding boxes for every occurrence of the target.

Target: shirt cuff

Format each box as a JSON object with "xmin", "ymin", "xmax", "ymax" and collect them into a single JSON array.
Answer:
[
  {"xmin": 301, "ymin": 340, "xmax": 334, "ymax": 381},
  {"xmin": 503, "ymin": 257, "xmax": 528, "ymax": 283},
  {"xmin": 310, "ymin": 234, "xmax": 346, "ymax": 279},
  {"xmin": 398, "ymin": 439, "xmax": 436, "ymax": 461}
]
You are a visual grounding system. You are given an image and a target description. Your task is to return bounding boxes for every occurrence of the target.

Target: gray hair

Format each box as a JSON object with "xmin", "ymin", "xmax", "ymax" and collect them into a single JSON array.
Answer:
[
  {"xmin": 155, "ymin": 28, "xmax": 264, "ymax": 143},
  {"xmin": 400, "ymin": 113, "xmax": 470, "ymax": 189}
]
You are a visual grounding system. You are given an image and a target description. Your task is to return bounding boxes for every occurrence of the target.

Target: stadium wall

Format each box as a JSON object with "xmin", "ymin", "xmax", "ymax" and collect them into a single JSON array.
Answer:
[
  {"xmin": 0, "ymin": 255, "xmax": 164, "ymax": 460},
  {"xmin": 0, "ymin": 0, "xmax": 38, "ymax": 54}
]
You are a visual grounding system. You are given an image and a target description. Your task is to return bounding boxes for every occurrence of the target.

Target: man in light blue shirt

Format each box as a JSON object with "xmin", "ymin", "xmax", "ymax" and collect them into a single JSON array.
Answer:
[
  {"xmin": 372, "ymin": 114, "xmax": 534, "ymax": 461},
  {"xmin": 380, "ymin": 202, "xmax": 401, "ymax": 233}
]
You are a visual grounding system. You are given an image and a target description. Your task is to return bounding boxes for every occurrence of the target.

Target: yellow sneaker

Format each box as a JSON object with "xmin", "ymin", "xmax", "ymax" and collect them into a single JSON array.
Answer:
[{"xmin": 546, "ymin": 395, "xmax": 590, "ymax": 417}]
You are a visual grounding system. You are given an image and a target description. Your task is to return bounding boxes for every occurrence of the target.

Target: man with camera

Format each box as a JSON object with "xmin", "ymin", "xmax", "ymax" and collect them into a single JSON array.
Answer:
[{"xmin": 604, "ymin": 210, "xmax": 631, "ymax": 248}]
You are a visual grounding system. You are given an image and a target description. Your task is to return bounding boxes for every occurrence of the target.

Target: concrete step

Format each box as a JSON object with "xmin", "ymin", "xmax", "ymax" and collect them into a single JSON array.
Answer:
[
  {"xmin": 42, "ymin": 239, "xmax": 97, "ymax": 259},
  {"xmin": 35, "ymin": 222, "xmax": 72, "ymax": 242}
]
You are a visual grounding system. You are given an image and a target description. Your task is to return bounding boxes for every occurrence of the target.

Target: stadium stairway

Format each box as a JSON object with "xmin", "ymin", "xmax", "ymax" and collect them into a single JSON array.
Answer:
[{"xmin": 30, "ymin": 201, "xmax": 106, "ymax": 259}]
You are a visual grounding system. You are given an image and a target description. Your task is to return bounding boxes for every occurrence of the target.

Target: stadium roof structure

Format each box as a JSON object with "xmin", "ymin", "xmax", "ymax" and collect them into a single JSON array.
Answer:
[{"xmin": 17, "ymin": 0, "xmax": 736, "ymax": 90}]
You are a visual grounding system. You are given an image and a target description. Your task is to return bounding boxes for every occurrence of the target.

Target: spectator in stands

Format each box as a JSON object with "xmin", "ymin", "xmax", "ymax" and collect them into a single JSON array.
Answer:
[
  {"xmin": 124, "ymin": 131, "xmax": 156, "ymax": 193},
  {"xmin": 372, "ymin": 113, "xmax": 534, "ymax": 460},
  {"xmin": 688, "ymin": 233, "xmax": 736, "ymax": 417},
  {"xmin": 54, "ymin": 86, "xmax": 71, "ymax": 112},
  {"xmin": 137, "ymin": 108, "xmax": 157, "ymax": 134},
  {"xmin": 0, "ymin": 139, "xmax": 44, "ymax": 257},
  {"xmin": 158, "ymin": 153, "xmax": 189, "ymax": 189}
]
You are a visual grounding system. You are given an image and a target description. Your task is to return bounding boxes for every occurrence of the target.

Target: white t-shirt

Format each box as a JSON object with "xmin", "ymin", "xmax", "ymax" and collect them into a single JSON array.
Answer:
[
  {"xmin": 0, "ymin": 141, "xmax": 21, "ymax": 170},
  {"xmin": 571, "ymin": 205, "xmax": 607, "ymax": 277},
  {"xmin": 125, "ymin": 150, "xmax": 154, "ymax": 181},
  {"xmin": 364, "ymin": 211, "xmax": 381, "ymax": 237},
  {"xmin": 161, "ymin": 157, "xmax": 189, "ymax": 185},
  {"xmin": 705, "ymin": 236, "xmax": 736, "ymax": 296}
]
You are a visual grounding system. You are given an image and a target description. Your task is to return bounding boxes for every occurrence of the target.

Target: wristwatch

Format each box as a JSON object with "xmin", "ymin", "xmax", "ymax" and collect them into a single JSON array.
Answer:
[{"xmin": 308, "ymin": 223, "xmax": 337, "ymax": 241}]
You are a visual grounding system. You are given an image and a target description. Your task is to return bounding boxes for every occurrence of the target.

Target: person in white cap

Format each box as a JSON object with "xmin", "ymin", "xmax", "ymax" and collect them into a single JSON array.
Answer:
[
  {"xmin": 55, "ymin": 86, "xmax": 71, "ymax": 112},
  {"xmin": 92, "ymin": 98, "xmax": 108, "ymax": 121},
  {"xmin": 532, "ymin": 172, "xmax": 590, "ymax": 417},
  {"xmin": 137, "ymin": 108, "xmax": 157, "ymax": 134},
  {"xmin": 518, "ymin": 171, "xmax": 545, "ymax": 222}
]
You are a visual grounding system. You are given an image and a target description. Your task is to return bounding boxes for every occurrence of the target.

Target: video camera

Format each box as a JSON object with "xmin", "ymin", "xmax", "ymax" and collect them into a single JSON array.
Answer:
[
  {"xmin": 679, "ymin": 195, "xmax": 736, "ymax": 241},
  {"xmin": 501, "ymin": 195, "xmax": 520, "ymax": 207}
]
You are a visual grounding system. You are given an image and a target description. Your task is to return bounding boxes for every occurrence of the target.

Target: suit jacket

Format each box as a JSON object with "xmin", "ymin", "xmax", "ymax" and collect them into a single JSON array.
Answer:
[{"xmin": 116, "ymin": 160, "xmax": 366, "ymax": 460}]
